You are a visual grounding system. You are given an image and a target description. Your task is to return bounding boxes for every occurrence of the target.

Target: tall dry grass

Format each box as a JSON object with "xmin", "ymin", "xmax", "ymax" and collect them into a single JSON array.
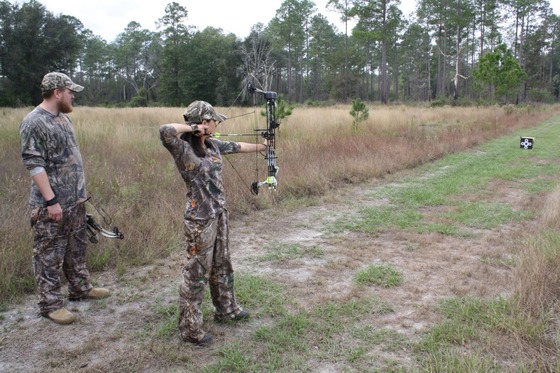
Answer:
[
  {"xmin": 514, "ymin": 183, "xmax": 560, "ymax": 317},
  {"xmin": 1, "ymin": 103, "xmax": 559, "ymax": 303},
  {"xmin": 512, "ymin": 182, "xmax": 560, "ymax": 368}
]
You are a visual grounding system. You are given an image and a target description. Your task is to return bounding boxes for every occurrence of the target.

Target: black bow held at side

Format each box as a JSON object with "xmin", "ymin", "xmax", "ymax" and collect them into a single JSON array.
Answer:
[{"xmin": 85, "ymin": 197, "xmax": 124, "ymax": 243}]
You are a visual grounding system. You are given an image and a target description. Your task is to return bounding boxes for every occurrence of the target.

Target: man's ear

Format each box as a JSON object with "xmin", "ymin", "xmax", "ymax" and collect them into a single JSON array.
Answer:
[{"xmin": 53, "ymin": 89, "xmax": 63, "ymax": 99}]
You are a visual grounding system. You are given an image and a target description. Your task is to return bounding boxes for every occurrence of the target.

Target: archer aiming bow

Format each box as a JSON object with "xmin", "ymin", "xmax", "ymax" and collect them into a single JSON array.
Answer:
[{"xmin": 214, "ymin": 81, "xmax": 281, "ymax": 195}]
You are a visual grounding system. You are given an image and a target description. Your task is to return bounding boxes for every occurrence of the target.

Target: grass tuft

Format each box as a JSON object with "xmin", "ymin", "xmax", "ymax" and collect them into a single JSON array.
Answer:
[{"xmin": 354, "ymin": 264, "xmax": 404, "ymax": 287}]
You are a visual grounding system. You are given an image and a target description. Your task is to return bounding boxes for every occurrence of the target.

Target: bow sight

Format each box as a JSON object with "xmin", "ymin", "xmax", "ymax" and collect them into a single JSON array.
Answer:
[
  {"xmin": 247, "ymin": 81, "xmax": 278, "ymax": 102},
  {"xmin": 85, "ymin": 197, "xmax": 124, "ymax": 243}
]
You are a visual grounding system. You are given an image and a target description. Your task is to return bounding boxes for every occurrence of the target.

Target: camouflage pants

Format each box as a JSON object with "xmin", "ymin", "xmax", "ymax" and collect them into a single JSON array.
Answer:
[
  {"xmin": 179, "ymin": 210, "xmax": 243, "ymax": 342},
  {"xmin": 30, "ymin": 202, "xmax": 92, "ymax": 315}
]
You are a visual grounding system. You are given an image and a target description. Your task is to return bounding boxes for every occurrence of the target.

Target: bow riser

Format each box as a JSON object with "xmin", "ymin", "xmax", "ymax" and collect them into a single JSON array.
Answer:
[{"xmin": 249, "ymin": 83, "xmax": 280, "ymax": 196}]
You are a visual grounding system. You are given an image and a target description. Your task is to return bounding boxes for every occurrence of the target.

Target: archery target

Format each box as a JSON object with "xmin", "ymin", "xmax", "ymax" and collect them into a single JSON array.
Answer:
[{"xmin": 520, "ymin": 137, "xmax": 534, "ymax": 150}]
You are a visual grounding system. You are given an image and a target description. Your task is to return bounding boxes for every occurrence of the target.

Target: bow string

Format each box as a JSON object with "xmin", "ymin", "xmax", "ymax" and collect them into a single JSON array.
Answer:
[{"xmin": 216, "ymin": 79, "xmax": 280, "ymax": 196}]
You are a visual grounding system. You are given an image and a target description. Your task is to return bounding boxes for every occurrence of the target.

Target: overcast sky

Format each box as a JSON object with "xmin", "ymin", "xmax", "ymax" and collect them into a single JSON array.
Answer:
[
  {"xmin": 10, "ymin": 0, "xmax": 418, "ymax": 42},
  {"xmin": 9, "ymin": 0, "xmax": 560, "ymax": 43}
]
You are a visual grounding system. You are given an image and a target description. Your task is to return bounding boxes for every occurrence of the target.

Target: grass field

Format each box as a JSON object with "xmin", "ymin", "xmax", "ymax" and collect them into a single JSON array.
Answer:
[
  {"xmin": 2, "ymin": 103, "xmax": 560, "ymax": 371},
  {"xmin": 1, "ymin": 103, "xmax": 558, "ymax": 303}
]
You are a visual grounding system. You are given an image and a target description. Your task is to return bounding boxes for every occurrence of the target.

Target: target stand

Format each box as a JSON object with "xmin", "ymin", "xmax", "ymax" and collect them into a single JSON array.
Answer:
[{"xmin": 520, "ymin": 137, "xmax": 534, "ymax": 150}]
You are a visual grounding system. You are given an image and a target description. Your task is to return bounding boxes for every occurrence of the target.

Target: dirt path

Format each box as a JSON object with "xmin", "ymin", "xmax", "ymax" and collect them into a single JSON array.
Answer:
[{"xmin": 0, "ymin": 166, "xmax": 537, "ymax": 372}]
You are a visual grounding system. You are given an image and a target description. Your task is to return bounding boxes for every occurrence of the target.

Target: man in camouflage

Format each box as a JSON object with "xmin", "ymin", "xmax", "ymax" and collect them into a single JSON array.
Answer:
[
  {"xmin": 159, "ymin": 101, "xmax": 267, "ymax": 346},
  {"xmin": 19, "ymin": 72, "xmax": 111, "ymax": 325}
]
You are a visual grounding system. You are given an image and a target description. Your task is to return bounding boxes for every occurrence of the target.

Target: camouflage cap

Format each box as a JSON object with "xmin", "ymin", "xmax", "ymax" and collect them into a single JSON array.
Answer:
[
  {"xmin": 183, "ymin": 101, "xmax": 227, "ymax": 124},
  {"xmin": 41, "ymin": 72, "xmax": 84, "ymax": 93}
]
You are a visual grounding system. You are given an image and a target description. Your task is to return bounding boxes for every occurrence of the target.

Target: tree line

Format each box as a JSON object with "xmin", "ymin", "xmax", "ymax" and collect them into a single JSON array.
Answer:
[{"xmin": 0, "ymin": 0, "xmax": 559, "ymax": 107}]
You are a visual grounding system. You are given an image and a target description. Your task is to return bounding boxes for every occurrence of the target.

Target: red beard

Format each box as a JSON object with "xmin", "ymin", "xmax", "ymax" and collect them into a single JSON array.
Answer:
[{"xmin": 58, "ymin": 99, "xmax": 73, "ymax": 114}]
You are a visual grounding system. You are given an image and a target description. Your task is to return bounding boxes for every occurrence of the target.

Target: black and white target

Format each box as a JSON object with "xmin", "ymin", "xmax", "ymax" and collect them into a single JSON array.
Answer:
[{"xmin": 520, "ymin": 137, "xmax": 534, "ymax": 150}]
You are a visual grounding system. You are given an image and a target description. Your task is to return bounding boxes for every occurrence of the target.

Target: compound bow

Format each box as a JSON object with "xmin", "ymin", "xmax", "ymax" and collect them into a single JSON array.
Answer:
[
  {"xmin": 216, "ymin": 81, "xmax": 280, "ymax": 196},
  {"xmin": 85, "ymin": 197, "xmax": 124, "ymax": 243},
  {"xmin": 247, "ymin": 81, "xmax": 280, "ymax": 195}
]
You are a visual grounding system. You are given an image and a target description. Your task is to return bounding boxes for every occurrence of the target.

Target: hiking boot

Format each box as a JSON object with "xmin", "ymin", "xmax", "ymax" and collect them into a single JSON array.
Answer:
[
  {"xmin": 70, "ymin": 287, "xmax": 111, "ymax": 301},
  {"xmin": 184, "ymin": 333, "xmax": 213, "ymax": 346},
  {"xmin": 214, "ymin": 310, "xmax": 250, "ymax": 323},
  {"xmin": 83, "ymin": 288, "xmax": 111, "ymax": 300},
  {"xmin": 47, "ymin": 308, "xmax": 76, "ymax": 325}
]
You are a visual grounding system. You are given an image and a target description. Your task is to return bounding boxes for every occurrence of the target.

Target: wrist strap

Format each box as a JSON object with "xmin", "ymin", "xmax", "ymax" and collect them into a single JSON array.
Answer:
[
  {"xmin": 190, "ymin": 123, "xmax": 201, "ymax": 134},
  {"xmin": 45, "ymin": 195, "xmax": 59, "ymax": 207}
]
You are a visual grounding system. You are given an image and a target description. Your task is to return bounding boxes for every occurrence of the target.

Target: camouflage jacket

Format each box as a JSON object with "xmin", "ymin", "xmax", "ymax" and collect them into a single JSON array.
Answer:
[
  {"xmin": 20, "ymin": 106, "xmax": 87, "ymax": 209},
  {"xmin": 159, "ymin": 125, "xmax": 241, "ymax": 220}
]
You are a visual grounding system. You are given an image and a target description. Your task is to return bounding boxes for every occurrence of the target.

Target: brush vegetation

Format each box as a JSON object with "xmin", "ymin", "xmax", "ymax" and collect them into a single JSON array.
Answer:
[
  {"xmin": 3, "ymin": 104, "xmax": 560, "ymax": 371},
  {"xmin": 1, "ymin": 104, "xmax": 558, "ymax": 302}
]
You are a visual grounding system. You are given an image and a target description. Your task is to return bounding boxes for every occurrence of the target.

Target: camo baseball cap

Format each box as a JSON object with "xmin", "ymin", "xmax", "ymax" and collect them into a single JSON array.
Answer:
[
  {"xmin": 183, "ymin": 101, "xmax": 227, "ymax": 123},
  {"xmin": 41, "ymin": 72, "xmax": 84, "ymax": 93}
]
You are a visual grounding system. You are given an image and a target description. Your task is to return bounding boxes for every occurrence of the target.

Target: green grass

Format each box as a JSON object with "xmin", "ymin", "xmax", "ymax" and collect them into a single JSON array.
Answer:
[
  {"xmin": 140, "ymin": 116, "xmax": 560, "ymax": 371},
  {"xmin": 152, "ymin": 299, "xmax": 179, "ymax": 339},
  {"xmin": 200, "ymin": 295, "xmax": 396, "ymax": 372},
  {"xmin": 532, "ymin": 230, "xmax": 560, "ymax": 262},
  {"xmin": 444, "ymin": 201, "xmax": 534, "ymax": 229},
  {"xmin": 415, "ymin": 296, "xmax": 553, "ymax": 371},
  {"xmin": 4, "ymin": 109, "xmax": 560, "ymax": 371},
  {"xmin": 87, "ymin": 246, "xmax": 113, "ymax": 271},
  {"xmin": 233, "ymin": 274, "xmax": 289, "ymax": 318},
  {"xmin": 355, "ymin": 263, "xmax": 404, "ymax": 287},
  {"xmin": 521, "ymin": 178, "xmax": 558, "ymax": 193},
  {"xmin": 333, "ymin": 120, "xmax": 560, "ymax": 236},
  {"xmin": 203, "ymin": 342, "xmax": 262, "ymax": 373},
  {"xmin": 145, "ymin": 274, "xmax": 289, "ymax": 343}
]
